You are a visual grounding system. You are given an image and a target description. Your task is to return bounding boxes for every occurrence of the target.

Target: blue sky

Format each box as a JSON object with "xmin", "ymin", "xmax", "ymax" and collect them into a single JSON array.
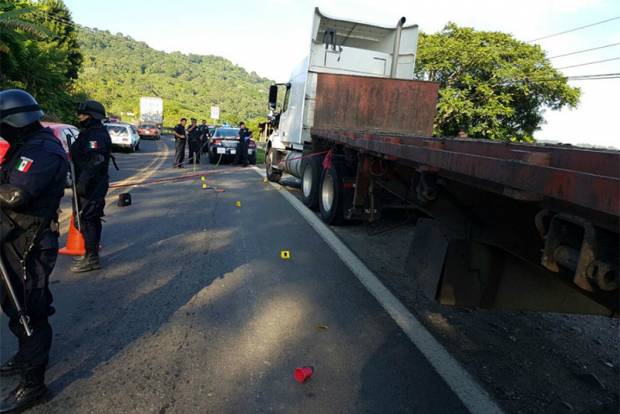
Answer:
[{"xmin": 64, "ymin": 0, "xmax": 620, "ymax": 147}]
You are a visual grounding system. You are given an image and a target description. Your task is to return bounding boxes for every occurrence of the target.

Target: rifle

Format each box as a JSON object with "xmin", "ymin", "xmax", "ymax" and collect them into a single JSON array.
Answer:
[
  {"xmin": 0, "ymin": 210, "xmax": 33, "ymax": 336},
  {"xmin": 65, "ymin": 133, "xmax": 82, "ymax": 231}
]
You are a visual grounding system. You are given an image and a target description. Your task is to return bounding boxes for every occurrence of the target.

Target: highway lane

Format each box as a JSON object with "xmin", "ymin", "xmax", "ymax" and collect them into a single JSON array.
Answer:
[{"xmin": 1, "ymin": 138, "xmax": 471, "ymax": 413}]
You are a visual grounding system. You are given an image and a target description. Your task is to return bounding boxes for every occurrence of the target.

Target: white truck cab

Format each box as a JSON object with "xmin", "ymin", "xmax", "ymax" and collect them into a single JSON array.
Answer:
[{"xmin": 266, "ymin": 7, "xmax": 419, "ymax": 177}]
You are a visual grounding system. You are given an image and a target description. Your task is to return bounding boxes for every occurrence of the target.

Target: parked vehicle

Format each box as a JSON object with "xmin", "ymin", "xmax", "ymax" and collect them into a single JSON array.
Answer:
[
  {"xmin": 45, "ymin": 122, "xmax": 80, "ymax": 187},
  {"xmin": 137, "ymin": 123, "xmax": 161, "ymax": 140},
  {"xmin": 0, "ymin": 138, "xmax": 9, "ymax": 164},
  {"xmin": 105, "ymin": 122, "xmax": 141, "ymax": 152},
  {"xmin": 264, "ymin": 8, "xmax": 619, "ymax": 316},
  {"xmin": 207, "ymin": 127, "xmax": 256, "ymax": 164}
]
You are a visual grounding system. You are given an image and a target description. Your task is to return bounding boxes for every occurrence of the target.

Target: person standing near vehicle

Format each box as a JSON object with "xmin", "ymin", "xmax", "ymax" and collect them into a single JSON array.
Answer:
[
  {"xmin": 173, "ymin": 117, "xmax": 187, "ymax": 168},
  {"xmin": 198, "ymin": 119, "xmax": 209, "ymax": 154},
  {"xmin": 0, "ymin": 89, "xmax": 67, "ymax": 411},
  {"xmin": 234, "ymin": 121, "xmax": 250, "ymax": 167},
  {"xmin": 70, "ymin": 100, "xmax": 112, "ymax": 273},
  {"xmin": 187, "ymin": 118, "xmax": 201, "ymax": 164}
]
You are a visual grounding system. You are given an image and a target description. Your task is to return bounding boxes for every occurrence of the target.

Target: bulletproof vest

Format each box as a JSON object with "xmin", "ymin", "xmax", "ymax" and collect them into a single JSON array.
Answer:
[{"xmin": 72, "ymin": 121, "xmax": 111, "ymax": 199}]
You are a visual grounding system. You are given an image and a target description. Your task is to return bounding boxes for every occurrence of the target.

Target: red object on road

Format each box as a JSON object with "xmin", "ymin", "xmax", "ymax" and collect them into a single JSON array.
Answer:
[{"xmin": 294, "ymin": 366, "xmax": 314, "ymax": 383}]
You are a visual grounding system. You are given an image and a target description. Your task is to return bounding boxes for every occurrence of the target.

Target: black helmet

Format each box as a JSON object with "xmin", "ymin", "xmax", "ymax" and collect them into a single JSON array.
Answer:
[
  {"xmin": 0, "ymin": 89, "xmax": 44, "ymax": 128},
  {"xmin": 77, "ymin": 100, "xmax": 106, "ymax": 120}
]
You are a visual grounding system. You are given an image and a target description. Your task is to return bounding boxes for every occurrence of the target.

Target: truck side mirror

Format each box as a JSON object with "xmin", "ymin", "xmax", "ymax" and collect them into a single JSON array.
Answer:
[{"xmin": 268, "ymin": 84, "xmax": 278, "ymax": 110}]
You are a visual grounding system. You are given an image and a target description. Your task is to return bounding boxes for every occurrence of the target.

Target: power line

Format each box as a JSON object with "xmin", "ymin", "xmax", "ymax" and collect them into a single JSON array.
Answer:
[
  {"xmin": 555, "ymin": 57, "xmax": 620, "ymax": 70},
  {"xmin": 548, "ymin": 42, "xmax": 620, "ymax": 59},
  {"xmin": 527, "ymin": 16, "xmax": 620, "ymax": 42}
]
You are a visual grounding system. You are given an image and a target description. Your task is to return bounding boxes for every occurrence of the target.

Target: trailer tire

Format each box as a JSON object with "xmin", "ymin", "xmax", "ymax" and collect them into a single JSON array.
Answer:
[
  {"xmin": 266, "ymin": 148, "xmax": 282, "ymax": 183},
  {"xmin": 319, "ymin": 163, "xmax": 345, "ymax": 225},
  {"xmin": 301, "ymin": 155, "xmax": 322, "ymax": 209}
]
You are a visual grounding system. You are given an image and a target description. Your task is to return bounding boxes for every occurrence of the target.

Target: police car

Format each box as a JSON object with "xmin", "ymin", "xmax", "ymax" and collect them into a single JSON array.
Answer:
[
  {"xmin": 104, "ymin": 122, "xmax": 141, "ymax": 152},
  {"xmin": 207, "ymin": 127, "xmax": 257, "ymax": 164}
]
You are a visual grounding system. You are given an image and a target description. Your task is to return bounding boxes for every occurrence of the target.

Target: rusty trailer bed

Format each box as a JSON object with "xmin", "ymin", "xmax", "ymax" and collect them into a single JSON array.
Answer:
[{"xmin": 310, "ymin": 128, "xmax": 620, "ymax": 220}]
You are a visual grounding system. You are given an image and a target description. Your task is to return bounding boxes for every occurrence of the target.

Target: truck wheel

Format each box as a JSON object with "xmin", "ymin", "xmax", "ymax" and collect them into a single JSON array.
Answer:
[
  {"xmin": 266, "ymin": 149, "xmax": 282, "ymax": 182},
  {"xmin": 319, "ymin": 163, "xmax": 344, "ymax": 225},
  {"xmin": 301, "ymin": 155, "xmax": 322, "ymax": 209}
]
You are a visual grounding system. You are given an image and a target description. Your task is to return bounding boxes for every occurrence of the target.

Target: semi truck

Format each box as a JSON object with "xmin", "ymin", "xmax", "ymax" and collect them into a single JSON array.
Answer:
[
  {"xmin": 264, "ymin": 8, "xmax": 619, "ymax": 316},
  {"xmin": 139, "ymin": 96, "xmax": 164, "ymax": 129}
]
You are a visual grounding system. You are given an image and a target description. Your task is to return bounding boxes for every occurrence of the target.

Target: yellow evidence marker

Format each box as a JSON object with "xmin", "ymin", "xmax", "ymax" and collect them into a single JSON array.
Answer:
[
  {"xmin": 235, "ymin": 201, "xmax": 241, "ymax": 208},
  {"xmin": 280, "ymin": 250, "xmax": 291, "ymax": 260},
  {"xmin": 202, "ymin": 183, "xmax": 208, "ymax": 189},
  {"xmin": 201, "ymin": 176, "xmax": 206, "ymax": 182}
]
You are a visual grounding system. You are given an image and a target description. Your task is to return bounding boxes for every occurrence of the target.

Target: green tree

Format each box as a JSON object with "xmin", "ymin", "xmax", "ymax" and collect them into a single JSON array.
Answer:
[
  {"xmin": 0, "ymin": 0, "xmax": 82, "ymax": 121},
  {"xmin": 415, "ymin": 23, "xmax": 580, "ymax": 141}
]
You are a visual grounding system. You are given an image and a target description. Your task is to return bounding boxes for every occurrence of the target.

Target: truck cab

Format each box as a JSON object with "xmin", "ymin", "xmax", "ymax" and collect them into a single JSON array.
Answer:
[{"xmin": 266, "ymin": 8, "xmax": 419, "ymax": 179}]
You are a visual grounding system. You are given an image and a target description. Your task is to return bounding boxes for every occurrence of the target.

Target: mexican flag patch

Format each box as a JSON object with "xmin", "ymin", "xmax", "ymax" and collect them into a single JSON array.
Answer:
[
  {"xmin": 89, "ymin": 141, "xmax": 98, "ymax": 149},
  {"xmin": 16, "ymin": 156, "xmax": 33, "ymax": 173}
]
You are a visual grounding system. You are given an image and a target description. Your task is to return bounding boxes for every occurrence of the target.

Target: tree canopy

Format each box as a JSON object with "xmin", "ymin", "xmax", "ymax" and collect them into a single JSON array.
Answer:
[
  {"xmin": 0, "ymin": 0, "xmax": 82, "ymax": 121},
  {"xmin": 415, "ymin": 23, "xmax": 581, "ymax": 141}
]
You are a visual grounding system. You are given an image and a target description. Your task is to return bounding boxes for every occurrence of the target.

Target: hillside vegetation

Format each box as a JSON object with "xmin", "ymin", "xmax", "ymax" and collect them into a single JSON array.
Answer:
[{"xmin": 76, "ymin": 26, "xmax": 272, "ymax": 126}]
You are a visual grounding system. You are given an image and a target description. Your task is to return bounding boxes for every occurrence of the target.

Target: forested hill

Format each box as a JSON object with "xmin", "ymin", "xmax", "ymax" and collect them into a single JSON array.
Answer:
[{"xmin": 76, "ymin": 26, "xmax": 272, "ymax": 125}]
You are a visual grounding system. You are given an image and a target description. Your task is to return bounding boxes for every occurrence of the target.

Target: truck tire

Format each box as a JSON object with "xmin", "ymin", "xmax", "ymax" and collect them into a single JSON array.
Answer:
[
  {"xmin": 319, "ymin": 163, "xmax": 345, "ymax": 224},
  {"xmin": 301, "ymin": 155, "xmax": 322, "ymax": 209},
  {"xmin": 266, "ymin": 148, "xmax": 282, "ymax": 182}
]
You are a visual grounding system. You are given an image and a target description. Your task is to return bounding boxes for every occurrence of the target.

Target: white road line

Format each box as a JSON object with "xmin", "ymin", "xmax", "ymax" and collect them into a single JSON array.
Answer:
[{"xmin": 251, "ymin": 167, "xmax": 504, "ymax": 414}]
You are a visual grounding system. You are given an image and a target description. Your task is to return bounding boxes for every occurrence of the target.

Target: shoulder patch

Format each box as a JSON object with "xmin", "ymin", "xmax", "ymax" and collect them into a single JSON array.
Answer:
[
  {"xmin": 89, "ymin": 141, "xmax": 98, "ymax": 149},
  {"xmin": 16, "ymin": 156, "xmax": 34, "ymax": 173}
]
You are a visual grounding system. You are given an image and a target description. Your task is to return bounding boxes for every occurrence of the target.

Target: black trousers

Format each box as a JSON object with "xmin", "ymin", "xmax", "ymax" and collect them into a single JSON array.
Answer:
[
  {"xmin": 79, "ymin": 197, "xmax": 105, "ymax": 253},
  {"xmin": 188, "ymin": 139, "xmax": 201, "ymax": 164},
  {"xmin": 174, "ymin": 139, "xmax": 186, "ymax": 167},
  {"xmin": 0, "ymin": 231, "xmax": 57, "ymax": 368},
  {"xmin": 234, "ymin": 139, "xmax": 249, "ymax": 166}
]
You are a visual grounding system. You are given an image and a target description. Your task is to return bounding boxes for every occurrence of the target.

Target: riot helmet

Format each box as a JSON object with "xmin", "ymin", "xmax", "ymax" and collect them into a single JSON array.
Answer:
[
  {"xmin": 0, "ymin": 89, "xmax": 44, "ymax": 128},
  {"xmin": 76, "ymin": 100, "xmax": 106, "ymax": 120}
]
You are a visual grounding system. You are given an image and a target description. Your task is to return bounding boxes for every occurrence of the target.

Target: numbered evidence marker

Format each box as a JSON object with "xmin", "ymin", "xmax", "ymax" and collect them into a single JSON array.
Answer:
[
  {"xmin": 202, "ymin": 183, "xmax": 208, "ymax": 189},
  {"xmin": 235, "ymin": 201, "xmax": 241, "ymax": 208},
  {"xmin": 201, "ymin": 176, "xmax": 206, "ymax": 182},
  {"xmin": 280, "ymin": 250, "xmax": 291, "ymax": 260}
]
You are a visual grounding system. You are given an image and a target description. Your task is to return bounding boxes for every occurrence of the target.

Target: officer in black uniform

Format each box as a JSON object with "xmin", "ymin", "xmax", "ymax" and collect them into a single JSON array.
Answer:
[
  {"xmin": 234, "ymin": 121, "xmax": 251, "ymax": 167},
  {"xmin": 0, "ymin": 89, "xmax": 68, "ymax": 412},
  {"xmin": 198, "ymin": 119, "xmax": 209, "ymax": 154},
  {"xmin": 187, "ymin": 118, "xmax": 201, "ymax": 164},
  {"xmin": 173, "ymin": 118, "xmax": 187, "ymax": 168},
  {"xmin": 70, "ymin": 100, "xmax": 112, "ymax": 273}
]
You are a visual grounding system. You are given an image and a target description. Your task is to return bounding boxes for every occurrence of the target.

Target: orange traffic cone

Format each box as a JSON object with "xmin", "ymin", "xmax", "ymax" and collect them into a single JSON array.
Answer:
[{"xmin": 59, "ymin": 216, "xmax": 85, "ymax": 256}]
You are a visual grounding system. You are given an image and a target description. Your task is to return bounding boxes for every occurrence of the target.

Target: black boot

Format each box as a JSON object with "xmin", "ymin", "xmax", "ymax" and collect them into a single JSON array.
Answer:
[
  {"xmin": 0, "ymin": 366, "xmax": 47, "ymax": 413},
  {"xmin": 0, "ymin": 355, "xmax": 27, "ymax": 377},
  {"xmin": 70, "ymin": 252, "xmax": 101, "ymax": 273}
]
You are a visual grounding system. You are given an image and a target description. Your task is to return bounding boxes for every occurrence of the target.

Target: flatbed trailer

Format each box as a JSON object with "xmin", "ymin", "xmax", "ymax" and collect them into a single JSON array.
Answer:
[{"xmin": 265, "ymin": 9, "xmax": 619, "ymax": 316}]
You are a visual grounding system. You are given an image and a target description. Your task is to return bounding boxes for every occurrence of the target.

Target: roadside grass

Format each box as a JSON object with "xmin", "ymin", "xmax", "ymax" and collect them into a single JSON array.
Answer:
[{"xmin": 256, "ymin": 146, "xmax": 266, "ymax": 164}]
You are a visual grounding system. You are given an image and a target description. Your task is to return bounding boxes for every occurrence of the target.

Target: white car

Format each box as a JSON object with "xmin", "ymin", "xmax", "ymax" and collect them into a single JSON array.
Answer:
[{"xmin": 105, "ymin": 123, "xmax": 141, "ymax": 152}]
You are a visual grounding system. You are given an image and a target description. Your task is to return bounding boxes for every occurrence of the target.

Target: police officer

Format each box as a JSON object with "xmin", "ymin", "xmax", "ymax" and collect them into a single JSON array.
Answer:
[
  {"xmin": 198, "ymin": 119, "xmax": 209, "ymax": 154},
  {"xmin": 234, "ymin": 121, "xmax": 251, "ymax": 167},
  {"xmin": 70, "ymin": 100, "xmax": 112, "ymax": 273},
  {"xmin": 187, "ymin": 118, "xmax": 201, "ymax": 164},
  {"xmin": 173, "ymin": 117, "xmax": 187, "ymax": 168},
  {"xmin": 0, "ymin": 89, "xmax": 67, "ymax": 412}
]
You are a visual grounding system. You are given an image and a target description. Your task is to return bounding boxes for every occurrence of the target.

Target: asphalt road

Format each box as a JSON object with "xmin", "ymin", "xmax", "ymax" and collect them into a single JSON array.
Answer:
[{"xmin": 1, "ymin": 138, "xmax": 471, "ymax": 413}]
